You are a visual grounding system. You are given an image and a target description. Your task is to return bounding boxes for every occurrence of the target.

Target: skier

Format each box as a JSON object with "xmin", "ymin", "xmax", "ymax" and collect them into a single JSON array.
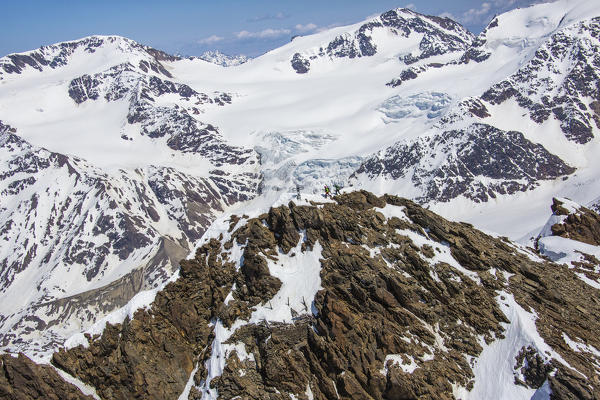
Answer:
[
  {"xmin": 324, "ymin": 185, "xmax": 331, "ymax": 198},
  {"xmin": 296, "ymin": 184, "xmax": 301, "ymax": 201}
]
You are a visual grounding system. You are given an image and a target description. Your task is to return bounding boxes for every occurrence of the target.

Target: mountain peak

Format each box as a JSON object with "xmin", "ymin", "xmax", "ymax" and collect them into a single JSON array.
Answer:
[
  {"xmin": 289, "ymin": 7, "xmax": 473, "ymax": 74},
  {"xmin": 197, "ymin": 50, "xmax": 249, "ymax": 67},
  {"xmin": 0, "ymin": 34, "xmax": 179, "ymax": 79}
]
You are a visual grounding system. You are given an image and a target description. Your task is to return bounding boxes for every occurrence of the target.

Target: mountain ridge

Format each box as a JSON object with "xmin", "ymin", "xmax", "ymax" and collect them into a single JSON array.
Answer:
[{"xmin": 4, "ymin": 191, "xmax": 599, "ymax": 399}]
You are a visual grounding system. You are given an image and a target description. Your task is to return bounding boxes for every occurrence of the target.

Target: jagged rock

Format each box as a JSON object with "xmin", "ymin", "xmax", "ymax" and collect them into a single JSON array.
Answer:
[
  {"xmin": 514, "ymin": 346, "xmax": 554, "ymax": 388},
  {"xmin": 29, "ymin": 192, "xmax": 599, "ymax": 399},
  {"xmin": 550, "ymin": 198, "xmax": 600, "ymax": 246},
  {"xmin": 0, "ymin": 353, "xmax": 93, "ymax": 400},
  {"xmin": 549, "ymin": 364, "xmax": 597, "ymax": 400},
  {"xmin": 352, "ymin": 124, "xmax": 575, "ymax": 203}
]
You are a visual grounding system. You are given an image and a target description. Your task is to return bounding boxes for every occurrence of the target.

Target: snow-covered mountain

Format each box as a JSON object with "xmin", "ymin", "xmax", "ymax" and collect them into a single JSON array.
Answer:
[
  {"xmin": 290, "ymin": 8, "xmax": 473, "ymax": 74},
  {"xmin": 348, "ymin": 0, "xmax": 600, "ymax": 236},
  {"xmin": 0, "ymin": 35, "xmax": 260, "ymax": 356},
  {"xmin": 1, "ymin": 1, "xmax": 600, "ymax": 398},
  {"xmin": 197, "ymin": 51, "xmax": 250, "ymax": 67}
]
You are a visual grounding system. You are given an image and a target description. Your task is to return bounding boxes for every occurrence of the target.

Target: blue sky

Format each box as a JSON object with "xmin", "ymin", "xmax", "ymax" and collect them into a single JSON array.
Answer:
[{"xmin": 1, "ymin": 1, "xmax": 550, "ymax": 57}]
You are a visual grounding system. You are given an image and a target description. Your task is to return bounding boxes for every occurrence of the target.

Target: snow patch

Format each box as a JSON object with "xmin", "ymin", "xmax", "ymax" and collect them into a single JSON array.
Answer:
[
  {"xmin": 462, "ymin": 291, "xmax": 570, "ymax": 400},
  {"xmin": 55, "ymin": 368, "xmax": 101, "ymax": 400},
  {"xmin": 380, "ymin": 354, "xmax": 419, "ymax": 375},
  {"xmin": 250, "ymin": 236, "xmax": 324, "ymax": 324}
]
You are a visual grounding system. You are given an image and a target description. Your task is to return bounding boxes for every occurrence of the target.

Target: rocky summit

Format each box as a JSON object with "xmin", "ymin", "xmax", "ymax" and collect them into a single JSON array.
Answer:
[{"xmin": 4, "ymin": 191, "xmax": 598, "ymax": 399}]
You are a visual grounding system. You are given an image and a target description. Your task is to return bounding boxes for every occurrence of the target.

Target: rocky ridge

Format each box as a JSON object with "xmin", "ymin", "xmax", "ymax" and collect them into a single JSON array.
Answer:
[
  {"xmin": 16, "ymin": 191, "xmax": 595, "ymax": 399},
  {"xmin": 533, "ymin": 197, "xmax": 600, "ymax": 290},
  {"xmin": 197, "ymin": 51, "xmax": 249, "ymax": 67},
  {"xmin": 0, "ymin": 36, "xmax": 178, "ymax": 80},
  {"xmin": 352, "ymin": 123, "xmax": 575, "ymax": 203},
  {"xmin": 0, "ymin": 353, "xmax": 94, "ymax": 399},
  {"xmin": 547, "ymin": 198, "xmax": 600, "ymax": 246},
  {"xmin": 291, "ymin": 8, "xmax": 473, "ymax": 74}
]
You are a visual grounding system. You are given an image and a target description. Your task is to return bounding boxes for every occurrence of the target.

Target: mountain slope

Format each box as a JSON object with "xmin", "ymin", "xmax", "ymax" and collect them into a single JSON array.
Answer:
[
  {"xmin": 290, "ymin": 8, "xmax": 473, "ymax": 74},
  {"xmin": 0, "ymin": 36, "xmax": 261, "ymax": 356},
  {"xmin": 26, "ymin": 191, "xmax": 599, "ymax": 400},
  {"xmin": 349, "ymin": 0, "xmax": 600, "ymax": 236}
]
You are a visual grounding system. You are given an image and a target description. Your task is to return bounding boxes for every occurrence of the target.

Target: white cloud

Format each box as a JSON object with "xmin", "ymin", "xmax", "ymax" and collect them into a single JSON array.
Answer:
[
  {"xmin": 197, "ymin": 35, "xmax": 224, "ymax": 45},
  {"xmin": 464, "ymin": 2, "xmax": 492, "ymax": 19},
  {"xmin": 247, "ymin": 12, "xmax": 289, "ymax": 22},
  {"xmin": 295, "ymin": 23, "xmax": 318, "ymax": 32},
  {"xmin": 462, "ymin": 2, "xmax": 492, "ymax": 23},
  {"xmin": 235, "ymin": 28, "xmax": 292, "ymax": 39},
  {"xmin": 439, "ymin": 12, "xmax": 457, "ymax": 20},
  {"xmin": 405, "ymin": 3, "xmax": 416, "ymax": 10}
]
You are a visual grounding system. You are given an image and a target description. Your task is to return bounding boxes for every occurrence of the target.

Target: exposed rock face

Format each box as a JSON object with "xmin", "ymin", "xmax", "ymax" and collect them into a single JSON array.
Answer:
[
  {"xmin": 480, "ymin": 17, "xmax": 600, "ymax": 144},
  {"xmin": 513, "ymin": 346, "xmax": 553, "ymax": 389},
  {"xmin": 549, "ymin": 198, "xmax": 600, "ymax": 246},
  {"xmin": 46, "ymin": 191, "xmax": 600, "ymax": 399},
  {"xmin": 352, "ymin": 123, "xmax": 575, "ymax": 203},
  {"xmin": 291, "ymin": 8, "xmax": 473, "ymax": 74},
  {"xmin": 0, "ymin": 353, "xmax": 93, "ymax": 400},
  {"xmin": 291, "ymin": 53, "xmax": 310, "ymax": 74},
  {"xmin": 534, "ymin": 198, "xmax": 600, "ymax": 290},
  {"xmin": 0, "ymin": 36, "xmax": 178, "ymax": 80}
]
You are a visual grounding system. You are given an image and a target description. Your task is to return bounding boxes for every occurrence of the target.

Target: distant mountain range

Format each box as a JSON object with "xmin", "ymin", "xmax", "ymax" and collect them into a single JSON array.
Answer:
[{"xmin": 198, "ymin": 50, "xmax": 250, "ymax": 67}]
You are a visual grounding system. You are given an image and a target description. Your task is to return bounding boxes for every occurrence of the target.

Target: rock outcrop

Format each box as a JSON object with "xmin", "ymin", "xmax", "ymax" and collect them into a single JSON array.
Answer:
[
  {"xmin": 0, "ymin": 353, "xmax": 93, "ymax": 400},
  {"xmin": 352, "ymin": 124, "xmax": 575, "ymax": 203},
  {"xmin": 549, "ymin": 198, "xmax": 600, "ymax": 246},
  {"xmin": 40, "ymin": 191, "xmax": 600, "ymax": 399}
]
